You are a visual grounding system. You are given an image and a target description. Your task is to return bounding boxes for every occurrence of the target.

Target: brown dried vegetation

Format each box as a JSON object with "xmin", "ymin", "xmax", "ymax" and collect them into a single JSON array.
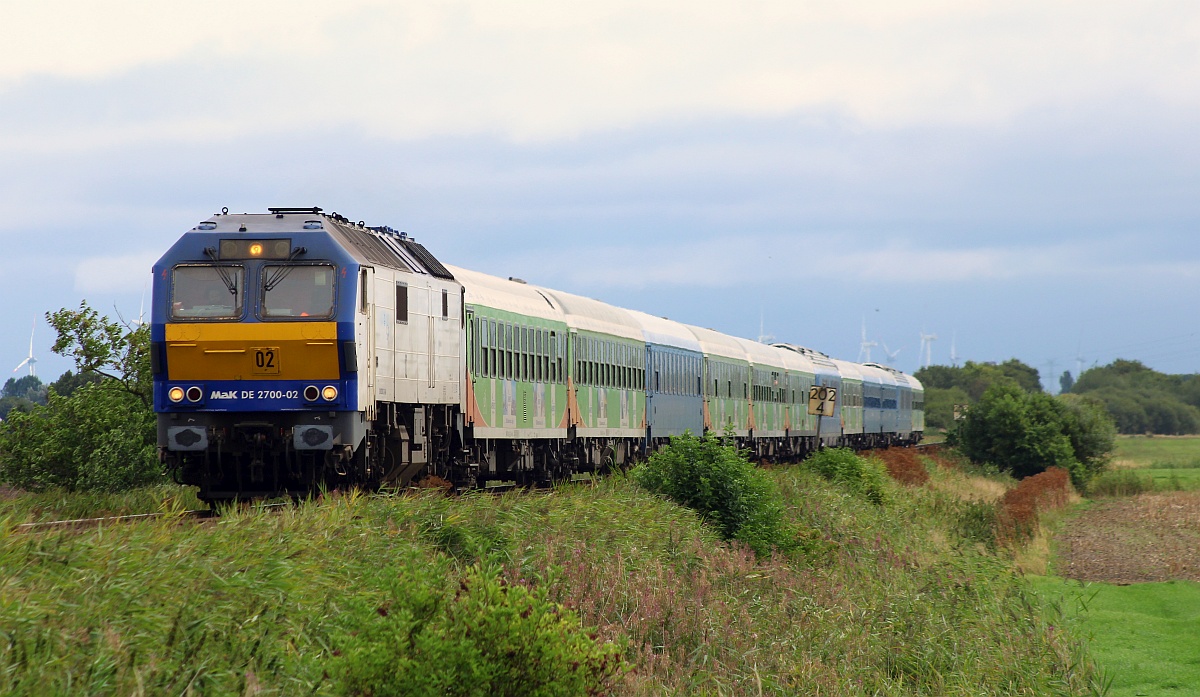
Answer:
[
  {"xmin": 869, "ymin": 447, "xmax": 930, "ymax": 487},
  {"xmin": 995, "ymin": 468, "xmax": 1072, "ymax": 546}
]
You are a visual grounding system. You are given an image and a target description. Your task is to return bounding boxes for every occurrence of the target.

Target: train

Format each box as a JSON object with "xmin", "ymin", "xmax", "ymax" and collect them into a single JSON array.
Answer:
[{"xmin": 152, "ymin": 207, "xmax": 924, "ymax": 502}]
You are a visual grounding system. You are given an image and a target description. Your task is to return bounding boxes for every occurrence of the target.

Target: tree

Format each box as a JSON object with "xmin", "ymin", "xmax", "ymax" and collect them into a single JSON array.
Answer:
[
  {"xmin": 915, "ymin": 360, "xmax": 1042, "ymax": 432},
  {"xmin": 47, "ymin": 301, "xmax": 151, "ymax": 407},
  {"xmin": 1056, "ymin": 394, "xmax": 1116, "ymax": 480},
  {"xmin": 2, "ymin": 375, "xmax": 46, "ymax": 403},
  {"xmin": 0, "ymin": 303, "xmax": 160, "ymax": 492},
  {"xmin": 1059, "ymin": 370, "xmax": 1075, "ymax": 394},
  {"xmin": 923, "ymin": 385, "xmax": 969, "ymax": 431},
  {"xmin": 49, "ymin": 369, "xmax": 103, "ymax": 398},
  {"xmin": 997, "ymin": 359, "xmax": 1042, "ymax": 394},
  {"xmin": 950, "ymin": 383, "xmax": 1115, "ymax": 487}
]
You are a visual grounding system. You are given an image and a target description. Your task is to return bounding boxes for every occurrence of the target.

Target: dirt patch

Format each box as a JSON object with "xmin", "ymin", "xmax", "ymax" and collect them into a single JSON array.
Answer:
[
  {"xmin": 0, "ymin": 485, "xmax": 21, "ymax": 502},
  {"xmin": 1055, "ymin": 492, "xmax": 1200, "ymax": 584}
]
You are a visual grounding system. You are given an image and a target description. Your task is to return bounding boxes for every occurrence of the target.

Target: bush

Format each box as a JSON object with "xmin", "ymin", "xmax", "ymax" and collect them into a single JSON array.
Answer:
[
  {"xmin": 331, "ymin": 565, "xmax": 623, "ymax": 697},
  {"xmin": 631, "ymin": 431, "xmax": 799, "ymax": 556},
  {"xmin": 803, "ymin": 448, "xmax": 889, "ymax": 504},
  {"xmin": 0, "ymin": 383, "xmax": 160, "ymax": 492},
  {"xmin": 950, "ymin": 383, "xmax": 1116, "ymax": 487},
  {"xmin": 0, "ymin": 305, "xmax": 159, "ymax": 493}
]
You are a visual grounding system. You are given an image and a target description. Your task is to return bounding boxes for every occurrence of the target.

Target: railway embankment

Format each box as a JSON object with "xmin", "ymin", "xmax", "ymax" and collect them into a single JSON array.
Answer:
[{"xmin": 0, "ymin": 449, "xmax": 1103, "ymax": 695}]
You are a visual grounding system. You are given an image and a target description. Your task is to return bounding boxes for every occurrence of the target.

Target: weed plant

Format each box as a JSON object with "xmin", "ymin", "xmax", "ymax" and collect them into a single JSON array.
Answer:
[
  {"xmin": 802, "ymin": 447, "xmax": 889, "ymax": 504},
  {"xmin": 995, "ymin": 468, "xmax": 1073, "ymax": 546},
  {"xmin": 630, "ymin": 431, "xmax": 803, "ymax": 557}
]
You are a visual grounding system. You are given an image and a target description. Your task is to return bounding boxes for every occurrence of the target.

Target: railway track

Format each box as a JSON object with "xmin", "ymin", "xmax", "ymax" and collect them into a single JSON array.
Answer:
[{"xmin": 12, "ymin": 502, "xmax": 292, "ymax": 533}]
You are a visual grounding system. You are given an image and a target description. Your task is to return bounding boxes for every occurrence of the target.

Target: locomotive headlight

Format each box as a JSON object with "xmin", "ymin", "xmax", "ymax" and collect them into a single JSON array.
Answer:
[
  {"xmin": 303, "ymin": 385, "xmax": 320, "ymax": 402},
  {"xmin": 186, "ymin": 386, "xmax": 204, "ymax": 402},
  {"xmin": 248, "ymin": 243, "xmax": 264, "ymax": 257},
  {"xmin": 168, "ymin": 386, "xmax": 185, "ymax": 403},
  {"xmin": 322, "ymin": 385, "xmax": 338, "ymax": 402}
]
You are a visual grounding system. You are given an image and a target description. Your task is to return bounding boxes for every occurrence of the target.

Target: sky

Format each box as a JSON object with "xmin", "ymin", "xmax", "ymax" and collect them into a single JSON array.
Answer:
[{"xmin": 2, "ymin": 1, "xmax": 1199, "ymax": 390}]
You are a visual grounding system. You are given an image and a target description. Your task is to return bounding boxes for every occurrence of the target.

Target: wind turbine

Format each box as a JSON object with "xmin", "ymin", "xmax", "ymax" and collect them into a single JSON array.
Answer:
[
  {"xmin": 881, "ymin": 342, "xmax": 902, "ymax": 365},
  {"xmin": 12, "ymin": 322, "xmax": 36, "ymax": 376},
  {"xmin": 918, "ymin": 331, "xmax": 938, "ymax": 369},
  {"xmin": 858, "ymin": 318, "xmax": 878, "ymax": 362},
  {"xmin": 949, "ymin": 332, "xmax": 959, "ymax": 367}
]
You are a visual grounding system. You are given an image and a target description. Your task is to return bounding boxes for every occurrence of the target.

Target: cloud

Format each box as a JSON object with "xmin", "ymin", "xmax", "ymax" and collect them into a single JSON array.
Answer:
[
  {"xmin": 3, "ymin": 1, "xmax": 1200, "ymax": 145},
  {"xmin": 75, "ymin": 253, "xmax": 158, "ymax": 294},
  {"xmin": 496, "ymin": 235, "xmax": 1200, "ymax": 293}
]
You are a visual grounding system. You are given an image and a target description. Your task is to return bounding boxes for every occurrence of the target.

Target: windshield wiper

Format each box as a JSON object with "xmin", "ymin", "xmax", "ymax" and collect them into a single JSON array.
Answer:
[
  {"xmin": 263, "ymin": 247, "xmax": 309, "ymax": 291},
  {"xmin": 203, "ymin": 247, "xmax": 239, "ymax": 296}
]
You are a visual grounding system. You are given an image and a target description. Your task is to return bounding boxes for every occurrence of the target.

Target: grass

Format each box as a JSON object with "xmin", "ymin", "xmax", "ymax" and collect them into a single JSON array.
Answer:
[
  {"xmin": 0, "ymin": 461, "xmax": 1105, "ymax": 695},
  {"xmin": 1112, "ymin": 435, "xmax": 1200, "ymax": 470},
  {"xmin": 1091, "ymin": 436, "xmax": 1200, "ymax": 494},
  {"xmin": 1027, "ymin": 577, "xmax": 1200, "ymax": 697},
  {"xmin": 0, "ymin": 483, "xmax": 205, "ymax": 523}
]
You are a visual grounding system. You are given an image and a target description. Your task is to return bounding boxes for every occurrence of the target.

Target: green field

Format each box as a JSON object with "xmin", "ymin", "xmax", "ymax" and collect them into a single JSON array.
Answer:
[
  {"xmin": 1113, "ymin": 435, "xmax": 1200, "ymax": 469},
  {"xmin": 1028, "ymin": 576, "xmax": 1200, "ymax": 697}
]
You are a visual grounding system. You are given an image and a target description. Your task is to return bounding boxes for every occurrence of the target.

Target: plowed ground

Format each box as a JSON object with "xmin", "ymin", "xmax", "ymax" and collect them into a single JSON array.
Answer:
[{"xmin": 1056, "ymin": 492, "xmax": 1200, "ymax": 584}]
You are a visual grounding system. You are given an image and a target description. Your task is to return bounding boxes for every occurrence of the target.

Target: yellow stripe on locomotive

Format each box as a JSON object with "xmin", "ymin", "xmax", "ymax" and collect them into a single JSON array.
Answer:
[{"xmin": 164, "ymin": 321, "xmax": 340, "ymax": 381}]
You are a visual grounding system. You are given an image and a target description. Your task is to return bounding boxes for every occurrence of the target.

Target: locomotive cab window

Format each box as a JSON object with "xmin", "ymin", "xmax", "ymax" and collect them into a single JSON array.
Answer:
[
  {"xmin": 262, "ymin": 263, "xmax": 335, "ymax": 319},
  {"xmin": 171, "ymin": 265, "xmax": 244, "ymax": 319}
]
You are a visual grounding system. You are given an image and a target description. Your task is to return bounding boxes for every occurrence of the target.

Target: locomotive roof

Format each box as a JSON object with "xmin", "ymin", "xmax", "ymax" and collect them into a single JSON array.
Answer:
[{"xmin": 188, "ymin": 209, "xmax": 454, "ymax": 280}]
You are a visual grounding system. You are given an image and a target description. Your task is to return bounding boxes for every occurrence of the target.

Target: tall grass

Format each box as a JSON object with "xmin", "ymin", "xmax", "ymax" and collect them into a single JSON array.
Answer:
[
  {"xmin": 0, "ymin": 464, "xmax": 1103, "ymax": 695},
  {"xmin": 0, "ymin": 483, "xmax": 204, "ymax": 523}
]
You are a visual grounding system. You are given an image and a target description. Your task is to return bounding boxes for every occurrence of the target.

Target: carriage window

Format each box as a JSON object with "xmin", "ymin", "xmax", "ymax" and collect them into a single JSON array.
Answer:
[
  {"xmin": 171, "ymin": 265, "xmax": 244, "ymax": 319},
  {"xmin": 396, "ymin": 282, "xmax": 409, "ymax": 324},
  {"xmin": 262, "ymin": 264, "xmax": 335, "ymax": 319},
  {"xmin": 359, "ymin": 269, "xmax": 368, "ymax": 313}
]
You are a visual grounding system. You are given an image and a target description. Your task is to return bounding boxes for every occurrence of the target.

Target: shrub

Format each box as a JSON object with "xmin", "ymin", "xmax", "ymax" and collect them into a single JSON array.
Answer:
[
  {"xmin": 803, "ymin": 448, "xmax": 889, "ymax": 504},
  {"xmin": 631, "ymin": 431, "xmax": 799, "ymax": 556},
  {"xmin": 1085, "ymin": 470, "xmax": 1153, "ymax": 498},
  {"xmin": 331, "ymin": 565, "xmax": 623, "ymax": 697}
]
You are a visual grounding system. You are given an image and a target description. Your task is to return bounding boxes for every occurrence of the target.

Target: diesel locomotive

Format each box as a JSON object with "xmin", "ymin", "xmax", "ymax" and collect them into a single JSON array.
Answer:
[{"xmin": 152, "ymin": 207, "xmax": 923, "ymax": 502}]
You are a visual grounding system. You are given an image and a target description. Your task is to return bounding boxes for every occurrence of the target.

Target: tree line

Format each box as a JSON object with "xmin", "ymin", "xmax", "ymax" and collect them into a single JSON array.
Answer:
[{"xmin": 919, "ymin": 358, "xmax": 1200, "ymax": 436}]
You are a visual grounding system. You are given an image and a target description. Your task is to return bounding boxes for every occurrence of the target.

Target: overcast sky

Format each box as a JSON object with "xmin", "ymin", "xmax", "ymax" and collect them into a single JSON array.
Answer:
[{"xmin": 3, "ymin": 1, "xmax": 1198, "ymax": 388}]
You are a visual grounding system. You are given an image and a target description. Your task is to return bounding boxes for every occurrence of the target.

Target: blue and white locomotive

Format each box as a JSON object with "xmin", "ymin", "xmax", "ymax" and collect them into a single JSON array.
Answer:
[{"xmin": 153, "ymin": 207, "xmax": 922, "ymax": 502}]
